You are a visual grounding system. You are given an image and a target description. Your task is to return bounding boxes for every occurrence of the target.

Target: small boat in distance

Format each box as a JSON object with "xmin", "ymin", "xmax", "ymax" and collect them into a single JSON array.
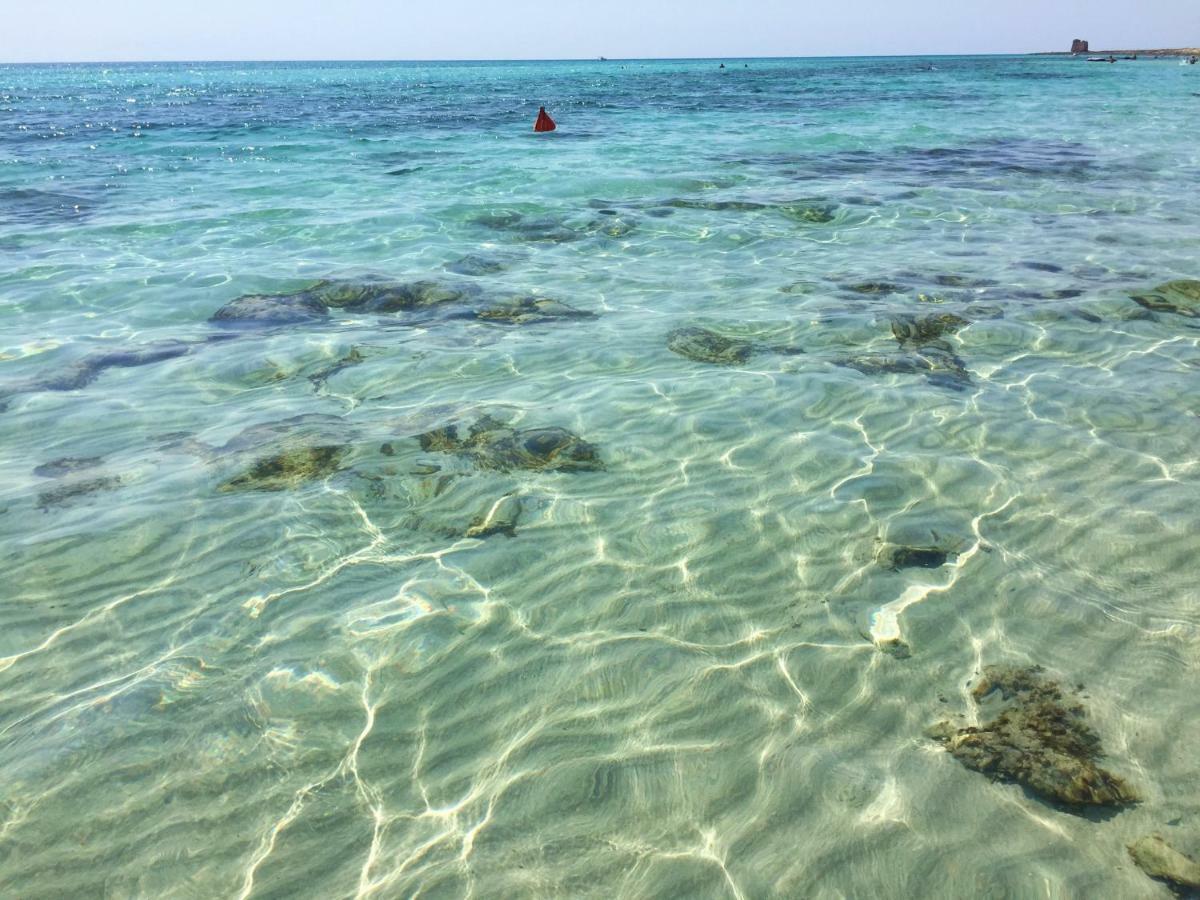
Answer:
[{"xmin": 1087, "ymin": 56, "xmax": 1117, "ymax": 63}]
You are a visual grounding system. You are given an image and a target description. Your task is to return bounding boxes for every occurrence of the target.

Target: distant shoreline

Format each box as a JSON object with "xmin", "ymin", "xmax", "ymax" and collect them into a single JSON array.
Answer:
[{"xmin": 1033, "ymin": 48, "xmax": 1199, "ymax": 58}]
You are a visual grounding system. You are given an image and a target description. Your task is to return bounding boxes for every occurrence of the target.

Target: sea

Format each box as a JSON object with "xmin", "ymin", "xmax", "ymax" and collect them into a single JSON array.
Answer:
[{"xmin": 1, "ymin": 55, "xmax": 1198, "ymax": 898}]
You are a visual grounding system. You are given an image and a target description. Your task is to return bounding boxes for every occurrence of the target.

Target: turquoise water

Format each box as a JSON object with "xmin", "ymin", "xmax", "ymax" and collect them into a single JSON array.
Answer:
[{"xmin": 1, "ymin": 55, "xmax": 1199, "ymax": 896}]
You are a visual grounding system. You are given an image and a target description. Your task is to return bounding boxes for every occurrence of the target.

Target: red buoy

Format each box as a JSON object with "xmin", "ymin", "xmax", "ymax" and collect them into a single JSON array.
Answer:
[{"xmin": 534, "ymin": 106, "xmax": 556, "ymax": 132}]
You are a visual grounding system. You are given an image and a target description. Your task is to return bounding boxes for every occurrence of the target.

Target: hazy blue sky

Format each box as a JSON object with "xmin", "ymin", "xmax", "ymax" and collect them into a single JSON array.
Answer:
[{"xmin": 2, "ymin": 0, "xmax": 1196, "ymax": 62}]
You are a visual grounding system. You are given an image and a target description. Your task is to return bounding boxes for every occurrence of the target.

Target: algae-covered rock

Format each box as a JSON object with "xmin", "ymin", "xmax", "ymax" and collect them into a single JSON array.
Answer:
[
  {"xmin": 308, "ymin": 279, "xmax": 479, "ymax": 313},
  {"xmin": 930, "ymin": 665, "xmax": 1137, "ymax": 809},
  {"xmin": 475, "ymin": 297, "xmax": 596, "ymax": 325},
  {"xmin": 219, "ymin": 445, "xmax": 347, "ymax": 492},
  {"xmin": 664, "ymin": 198, "xmax": 769, "ymax": 212},
  {"xmin": 666, "ymin": 327, "xmax": 754, "ymax": 366},
  {"xmin": 777, "ymin": 203, "xmax": 837, "ymax": 224},
  {"xmin": 839, "ymin": 347, "xmax": 971, "ymax": 390},
  {"xmin": 843, "ymin": 281, "xmax": 906, "ymax": 295},
  {"xmin": 466, "ymin": 494, "xmax": 523, "ymax": 538},
  {"xmin": 37, "ymin": 476, "xmax": 122, "ymax": 510},
  {"xmin": 1130, "ymin": 280, "xmax": 1200, "ymax": 317},
  {"xmin": 1128, "ymin": 834, "xmax": 1200, "ymax": 892},
  {"xmin": 890, "ymin": 313, "xmax": 970, "ymax": 348},
  {"xmin": 879, "ymin": 544, "xmax": 952, "ymax": 570},
  {"xmin": 416, "ymin": 417, "xmax": 602, "ymax": 473},
  {"xmin": 209, "ymin": 293, "xmax": 330, "ymax": 328}
]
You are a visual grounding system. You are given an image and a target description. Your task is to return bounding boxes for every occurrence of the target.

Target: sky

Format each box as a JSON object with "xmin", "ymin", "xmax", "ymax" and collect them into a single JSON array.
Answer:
[{"xmin": 2, "ymin": 0, "xmax": 1196, "ymax": 63}]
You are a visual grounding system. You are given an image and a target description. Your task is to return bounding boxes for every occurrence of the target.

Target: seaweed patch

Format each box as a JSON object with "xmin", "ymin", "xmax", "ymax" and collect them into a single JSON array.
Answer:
[{"xmin": 929, "ymin": 665, "xmax": 1137, "ymax": 809}]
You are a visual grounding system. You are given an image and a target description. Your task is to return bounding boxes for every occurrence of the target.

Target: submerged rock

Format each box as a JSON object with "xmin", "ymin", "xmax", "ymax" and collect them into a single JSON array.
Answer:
[
  {"xmin": 890, "ymin": 313, "xmax": 970, "ymax": 348},
  {"xmin": 661, "ymin": 198, "xmax": 835, "ymax": 224},
  {"xmin": 475, "ymin": 297, "xmax": 596, "ymax": 325},
  {"xmin": 664, "ymin": 198, "xmax": 769, "ymax": 212},
  {"xmin": 466, "ymin": 494, "xmax": 523, "ymax": 538},
  {"xmin": 777, "ymin": 203, "xmax": 837, "ymax": 224},
  {"xmin": 218, "ymin": 445, "xmax": 347, "ymax": 492},
  {"xmin": 878, "ymin": 544, "xmax": 952, "ymax": 570},
  {"xmin": 840, "ymin": 345, "xmax": 969, "ymax": 388},
  {"xmin": 1128, "ymin": 834, "xmax": 1200, "ymax": 892},
  {"xmin": 444, "ymin": 255, "xmax": 507, "ymax": 277},
  {"xmin": 209, "ymin": 293, "xmax": 330, "ymax": 328},
  {"xmin": 416, "ymin": 416, "xmax": 602, "ymax": 473},
  {"xmin": 666, "ymin": 327, "xmax": 755, "ymax": 366},
  {"xmin": 308, "ymin": 279, "xmax": 480, "ymax": 313},
  {"xmin": 843, "ymin": 281, "xmax": 906, "ymax": 295},
  {"xmin": 37, "ymin": 476, "xmax": 122, "ymax": 511},
  {"xmin": 33, "ymin": 456, "xmax": 104, "ymax": 478},
  {"xmin": 1130, "ymin": 280, "xmax": 1200, "ymax": 317},
  {"xmin": 839, "ymin": 347, "xmax": 971, "ymax": 390},
  {"xmin": 309, "ymin": 347, "xmax": 367, "ymax": 391},
  {"xmin": 929, "ymin": 665, "xmax": 1137, "ymax": 809},
  {"xmin": 2, "ymin": 342, "xmax": 196, "ymax": 406}
]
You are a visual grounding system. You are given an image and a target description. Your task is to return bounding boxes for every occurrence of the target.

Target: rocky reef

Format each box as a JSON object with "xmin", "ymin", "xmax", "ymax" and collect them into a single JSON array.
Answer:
[
  {"xmin": 1130, "ymin": 280, "xmax": 1200, "ymax": 318},
  {"xmin": 929, "ymin": 666, "xmax": 1137, "ymax": 809},
  {"xmin": 208, "ymin": 277, "xmax": 596, "ymax": 330},
  {"xmin": 416, "ymin": 416, "xmax": 602, "ymax": 473}
]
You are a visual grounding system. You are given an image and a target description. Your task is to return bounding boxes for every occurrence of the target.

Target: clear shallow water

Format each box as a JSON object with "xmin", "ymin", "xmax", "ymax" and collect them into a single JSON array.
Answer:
[{"xmin": 1, "ymin": 55, "xmax": 1199, "ymax": 897}]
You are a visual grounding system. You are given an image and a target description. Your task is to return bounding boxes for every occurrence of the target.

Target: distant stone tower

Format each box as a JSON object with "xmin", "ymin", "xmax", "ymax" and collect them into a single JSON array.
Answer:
[{"xmin": 1071, "ymin": 38, "xmax": 1089, "ymax": 53}]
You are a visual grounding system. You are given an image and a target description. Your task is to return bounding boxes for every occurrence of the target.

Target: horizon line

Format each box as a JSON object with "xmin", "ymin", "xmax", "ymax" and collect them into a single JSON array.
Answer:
[{"xmin": 0, "ymin": 51, "xmax": 1082, "ymax": 66}]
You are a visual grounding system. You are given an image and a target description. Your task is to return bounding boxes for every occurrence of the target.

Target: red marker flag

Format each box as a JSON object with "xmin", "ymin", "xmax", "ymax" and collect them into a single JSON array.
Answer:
[{"xmin": 534, "ymin": 106, "xmax": 556, "ymax": 132}]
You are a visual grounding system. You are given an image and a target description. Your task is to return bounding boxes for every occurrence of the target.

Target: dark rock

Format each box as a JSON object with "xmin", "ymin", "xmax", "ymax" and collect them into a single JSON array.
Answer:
[
  {"xmin": 33, "ymin": 457, "xmax": 104, "ymax": 478},
  {"xmin": 4, "ymin": 342, "xmax": 195, "ymax": 400},
  {"xmin": 1071, "ymin": 39, "xmax": 1089, "ymax": 54},
  {"xmin": 308, "ymin": 279, "xmax": 479, "ymax": 313},
  {"xmin": 1021, "ymin": 261, "xmax": 1064, "ymax": 273},
  {"xmin": 218, "ymin": 445, "xmax": 347, "ymax": 492},
  {"xmin": 475, "ymin": 297, "xmax": 596, "ymax": 325},
  {"xmin": 416, "ymin": 417, "xmax": 602, "ymax": 473},
  {"xmin": 417, "ymin": 425, "xmax": 462, "ymax": 454},
  {"xmin": 1130, "ymin": 280, "xmax": 1200, "ymax": 317},
  {"xmin": 843, "ymin": 281, "xmax": 906, "ymax": 295},
  {"xmin": 210, "ymin": 293, "xmax": 330, "ymax": 328},
  {"xmin": 776, "ymin": 203, "xmax": 837, "ymax": 224},
  {"xmin": 891, "ymin": 313, "xmax": 970, "ymax": 348},
  {"xmin": 1128, "ymin": 835, "xmax": 1200, "ymax": 892},
  {"xmin": 881, "ymin": 545, "xmax": 951, "ymax": 570},
  {"xmin": 37, "ymin": 476, "xmax": 122, "ymax": 510},
  {"xmin": 587, "ymin": 216, "xmax": 637, "ymax": 238},
  {"xmin": 666, "ymin": 327, "xmax": 754, "ymax": 366},
  {"xmin": 838, "ymin": 347, "xmax": 972, "ymax": 390},
  {"xmin": 444, "ymin": 255, "xmax": 506, "ymax": 277},
  {"xmin": 929, "ymin": 665, "xmax": 1137, "ymax": 809},
  {"xmin": 664, "ymin": 198, "xmax": 769, "ymax": 212}
]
